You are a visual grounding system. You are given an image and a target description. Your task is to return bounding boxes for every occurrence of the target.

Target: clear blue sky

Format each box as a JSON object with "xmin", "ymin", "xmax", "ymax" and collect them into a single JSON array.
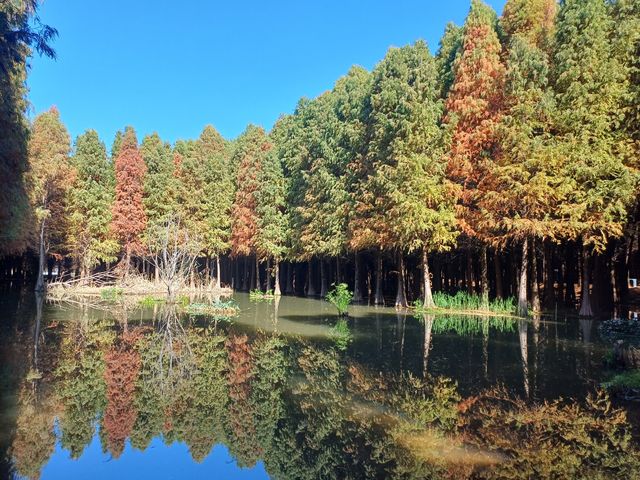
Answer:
[{"xmin": 28, "ymin": 0, "xmax": 506, "ymax": 147}]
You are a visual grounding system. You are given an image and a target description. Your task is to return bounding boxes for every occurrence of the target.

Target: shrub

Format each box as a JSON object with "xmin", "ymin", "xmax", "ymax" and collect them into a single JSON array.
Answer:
[{"xmin": 326, "ymin": 283, "xmax": 353, "ymax": 316}]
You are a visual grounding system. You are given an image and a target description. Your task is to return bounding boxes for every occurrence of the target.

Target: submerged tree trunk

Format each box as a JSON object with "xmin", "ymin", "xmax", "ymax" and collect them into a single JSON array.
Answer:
[
  {"xmin": 395, "ymin": 250, "xmax": 407, "ymax": 308},
  {"xmin": 480, "ymin": 246, "xmax": 489, "ymax": 306},
  {"xmin": 266, "ymin": 258, "xmax": 272, "ymax": 292},
  {"xmin": 353, "ymin": 252, "xmax": 363, "ymax": 302},
  {"xmin": 494, "ymin": 249, "xmax": 503, "ymax": 299},
  {"xmin": 422, "ymin": 248, "xmax": 434, "ymax": 309},
  {"xmin": 422, "ymin": 314, "xmax": 434, "ymax": 376},
  {"xmin": 35, "ymin": 219, "xmax": 46, "ymax": 292},
  {"xmin": 255, "ymin": 255, "xmax": 261, "ymax": 291},
  {"xmin": 530, "ymin": 238, "xmax": 540, "ymax": 313},
  {"xmin": 579, "ymin": 242, "xmax": 593, "ymax": 317},
  {"xmin": 274, "ymin": 259, "xmax": 281, "ymax": 296},
  {"xmin": 375, "ymin": 251, "xmax": 384, "ymax": 305},
  {"xmin": 216, "ymin": 255, "xmax": 221, "ymax": 289},
  {"xmin": 320, "ymin": 259, "xmax": 328, "ymax": 297},
  {"xmin": 517, "ymin": 237, "xmax": 529, "ymax": 317},
  {"xmin": 306, "ymin": 259, "xmax": 316, "ymax": 297}
]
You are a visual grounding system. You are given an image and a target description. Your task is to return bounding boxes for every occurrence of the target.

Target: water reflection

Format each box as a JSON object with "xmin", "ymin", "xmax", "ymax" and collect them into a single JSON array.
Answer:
[{"xmin": 1, "ymin": 293, "xmax": 639, "ymax": 479}]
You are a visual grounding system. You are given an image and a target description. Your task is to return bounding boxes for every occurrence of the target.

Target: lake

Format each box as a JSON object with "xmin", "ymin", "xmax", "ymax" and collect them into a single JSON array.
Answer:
[{"xmin": 1, "ymin": 291, "xmax": 638, "ymax": 479}]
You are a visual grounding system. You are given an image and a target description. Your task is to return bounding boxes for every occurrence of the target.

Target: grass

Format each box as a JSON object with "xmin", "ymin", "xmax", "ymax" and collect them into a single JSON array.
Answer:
[
  {"xmin": 250, "ymin": 289, "xmax": 275, "ymax": 300},
  {"xmin": 414, "ymin": 291, "xmax": 516, "ymax": 316},
  {"xmin": 185, "ymin": 300, "xmax": 240, "ymax": 318},
  {"xmin": 602, "ymin": 370, "xmax": 640, "ymax": 391},
  {"xmin": 138, "ymin": 295, "xmax": 165, "ymax": 307},
  {"xmin": 100, "ymin": 287, "xmax": 123, "ymax": 302},
  {"xmin": 424, "ymin": 314, "xmax": 516, "ymax": 336}
]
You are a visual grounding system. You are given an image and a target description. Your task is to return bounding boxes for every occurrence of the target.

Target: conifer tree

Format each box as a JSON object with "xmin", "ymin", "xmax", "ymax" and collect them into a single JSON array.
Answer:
[
  {"xmin": 435, "ymin": 22, "xmax": 463, "ymax": 100},
  {"xmin": 231, "ymin": 125, "xmax": 269, "ymax": 289},
  {"xmin": 552, "ymin": 0, "xmax": 636, "ymax": 316},
  {"xmin": 68, "ymin": 129, "xmax": 117, "ymax": 278},
  {"xmin": 26, "ymin": 107, "xmax": 72, "ymax": 291},
  {"xmin": 111, "ymin": 128, "xmax": 147, "ymax": 274},
  {"xmin": 351, "ymin": 41, "xmax": 457, "ymax": 307},
  {"xmin": 478, "ymin": 0, "xmax": 558, "ymax": 315},
  {"xmin": 141, "ymin": 133, "xmax": 175, "ymax": 239},
  {"xmin": 444, "ymin": 0, "xmax": 505, "ymax": 303}
]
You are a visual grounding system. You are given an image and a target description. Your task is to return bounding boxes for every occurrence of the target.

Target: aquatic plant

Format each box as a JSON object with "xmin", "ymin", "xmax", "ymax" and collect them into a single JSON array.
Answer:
[
  {"xmin": 427, "ymin": 314, "xmax": 516, "ymax": 336},
  {"xmin": 249, "ymin": 289, "xmax": 274, "ymax": 301},
  {"xmin": 100, "ymin": 287, "xmax": 123, "ymax": 302},
  {"xmin": 138, "ymin": 295, "xmax": 164, "ymax": 308},
  {"xmin": 329, "ymin": 318, "xmax": 353, "ymax": 351},
  {"xmin": 185, "ymin": 300, "xmax": 239, "ymax": 318},
  {"xmin": 326, "ymin": 283, "xmax": 353, "ymax": 316},
  {"xmin": 414, "ymin": 291, "xmax": 516, "ymax": 315}
]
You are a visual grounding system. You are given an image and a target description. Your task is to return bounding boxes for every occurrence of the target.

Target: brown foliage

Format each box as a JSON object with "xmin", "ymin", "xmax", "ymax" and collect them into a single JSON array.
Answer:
[
  {"xmin": 111, "ymin": 130, "xmax": 147, "ymax": 259},
  {"xmin": 103, "ymin": 329, "xmax": 143, "ymax": 458}
]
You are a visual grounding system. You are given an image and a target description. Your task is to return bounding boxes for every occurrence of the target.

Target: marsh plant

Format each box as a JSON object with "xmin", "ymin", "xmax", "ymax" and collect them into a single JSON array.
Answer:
[{"xmin": 326, "ymin": 283, "xmax": 353, "ymax": 316}]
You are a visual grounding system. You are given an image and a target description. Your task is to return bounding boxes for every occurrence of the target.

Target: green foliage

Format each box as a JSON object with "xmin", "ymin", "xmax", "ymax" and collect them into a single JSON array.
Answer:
[
  {"xmin": 249, "ymin": 289, "xmax": 274, "ymax": 300},
  {"xmin": 429, "ymin": 314, "xmax": 516, "ymax": 336},
  {"xmin": 326, "ymin": 283, "xmax": 353, "ymax": 316},
  {"xmin": 329, "ymin": 318, "xmax": 352, "ymax": 351},
  {"xmin": 602, "ymin": 369, "xmax": 640, "ymax": 392},
  {"xmin": 100, "ymin": 287, "xmax": 123, "ymax": 302},
  {"xmin": 138, "ymin": 296, "xmax": 164, "ymax": 308},
  {"xmin": 185, "ymin": 300, "xmax": 239, "ymax": 318},
  {"xmin": 416, "ymin": 291, "xmax": 516, "ymax": 315}
]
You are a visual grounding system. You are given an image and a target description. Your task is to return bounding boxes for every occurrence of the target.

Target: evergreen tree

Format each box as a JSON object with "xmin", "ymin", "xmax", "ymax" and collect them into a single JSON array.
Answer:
[
  {"xmin": 0, "ymin": 0, "xmax": 57, "ymax": 255},
  {"xmin": 444, "ymin": 0, "xmax": 505, "ymax": 303},
  {"xmin": 141, "ymin": 133, "xmax": 175, "ymax": 239},
  {"xmin": 26, "ymin": 107, "xmax": 72, "ymax": 291},
  {"xmin": 351, "ymin": 41, "xmax": 457, "ymax": 307},
  {"xmin": 552, "ymin": 0, "xmax": 636, "ymax": 316},
  {"xmin": 435, "ymin": 22, "xmax": 463, "ymax": 100},
  {"xmin": 111, "ymin": 128, "xmax": 147, "ymax": 273},
  {"xmin": 68, "ymin": 129, "xmax": 117, "ymax": 277}
]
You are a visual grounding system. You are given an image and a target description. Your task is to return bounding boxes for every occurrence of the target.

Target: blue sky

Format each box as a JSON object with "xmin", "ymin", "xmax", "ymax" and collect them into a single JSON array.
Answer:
[{"xmin": 28, "ymin": 0, "xmax": 506, "ymax": 147}]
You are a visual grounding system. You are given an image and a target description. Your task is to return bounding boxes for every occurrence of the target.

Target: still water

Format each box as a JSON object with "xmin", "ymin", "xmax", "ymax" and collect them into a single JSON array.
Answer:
[{"xmin": 0, "ymin": 292, "xmax": 638, "ymax": 479}]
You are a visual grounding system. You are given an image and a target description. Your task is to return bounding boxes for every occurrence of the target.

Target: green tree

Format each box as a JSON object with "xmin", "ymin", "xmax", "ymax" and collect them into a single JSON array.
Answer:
[
  {"xmin": 551, "ymin": 0, "xmax": 636, "ymax": 316},
  {"xmin": 26, "ymin": 107, "xmax": 72, "ymax": 291},
  {"xmin": 67, "ymin": 130, "xmax": 117, "ymax": 278}
]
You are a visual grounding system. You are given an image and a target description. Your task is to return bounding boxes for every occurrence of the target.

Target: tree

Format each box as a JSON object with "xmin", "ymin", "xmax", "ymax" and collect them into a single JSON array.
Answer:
[
  {"xmin": 435, "ymin": 22, "xmax": 463, "ymax": 100},
  {"xmin": 351, "ymin": 41, "xmax": 457, "ymax": 307},
  {"xmin": 141, "ymin": 133, "xmax": 175, "ymax": 243},
  {"xmin": 0, "ymin": 1, "xmax": 57, "ymax": 255},
  {"xmin": 551, "ymin": 0, "xmax": 636, "ymax": 316},
  {"xmin": 26, "ymin": 107, "xmax": 72, "ymax": 291},
  {"xmin": 477, "ymin": 0, "xmax": 559, "ymax": 316},
  {"xmin": 111, "ymin": 127, "xmax": 147, "ymax": 274},
  {"xmin": 444, "ymin": 0, "xmax": 505, "ymax": 303},
  {"xmin": 256, "ymin": 125, "xmax": 288, "ymax": 295},
  {"xmin": 230, "ymin": 125, "xmax": 269, "ymax": 289},
  {"xmin": 67, "ymin": 129, "xmax": 117, "ymax": 278}
]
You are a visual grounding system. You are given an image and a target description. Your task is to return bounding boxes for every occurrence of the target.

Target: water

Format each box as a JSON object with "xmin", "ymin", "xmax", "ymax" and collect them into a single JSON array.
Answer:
[{"xmin": 0, "ymin": 291, "xmax": 638, "ymax": 479}]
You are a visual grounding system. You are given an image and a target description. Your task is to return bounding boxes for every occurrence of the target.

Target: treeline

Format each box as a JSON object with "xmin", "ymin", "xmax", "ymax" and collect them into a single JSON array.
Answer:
[{"xmin": 2, "ymin": 0, "xmax": 640, "ymax": 316}]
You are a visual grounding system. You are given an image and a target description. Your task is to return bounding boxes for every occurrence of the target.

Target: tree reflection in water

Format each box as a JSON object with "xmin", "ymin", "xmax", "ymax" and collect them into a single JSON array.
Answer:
[{"xmin": 6, "ymin": 302, "xmax": 640, "ymax": 479}]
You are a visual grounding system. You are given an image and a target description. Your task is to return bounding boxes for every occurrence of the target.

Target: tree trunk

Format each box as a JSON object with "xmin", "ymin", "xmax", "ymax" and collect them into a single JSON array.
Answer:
[
  {"xmin": 216, "ymin": 255, "xmax": 222, "ymax": 289},
  {"xmin": 517, "ymin": 237, "xmax": 529, "ymax": 317},
  {"xmin": 530, "ymin": 238, "xmax": 540, "ymax": 313},
  {"xmin": 35, "ymin": 220, "xmax": 46, "ymax": 292},
  {"xmin": 422, "ymin": 248, "xmax": 434, "ymax": 308},
  {"xmin": 375, "ymin": 251, "xmax": 384, "ymax": 305},
  {"xmin": 335, "ymin": 256, "xmax": 341, "ymax": 284},
  {"xmin": 579, "ymin": 242, "xmax": 593, "ymax": 317},
  {"xmin": 466, "ymin": 251, "xmax": 474, "ymax": 294},
  {"xmin": 265, "ymin": 257, "xmax": 272, "ymax": 292},
  {"xmin": 480, "ymin": 246, "xmax": 489, "ymax": 306},
  {"xmin": 353, "ymin": 252, "xmax": 363, "ymax": 302},
  {"xmin": 274, "ymin": 259, "xmax": 281, "ymax": 296},
  {"xmin": 395, "ymin": 250, "xmax": 407, "ymax": 308},
  {"xmin": 423, "ymin": 314, "xmax": 434, "ymax": 376},
  {"xmin": 494, "ymin": 249, "xmax": 504, "ymax": 299},
  {"xmin": 255, "ymin": 255, "xmax": 261, "ymax": 291},
  {"xmin": 320, "ymin": 259, "xmax": 328, "ymax": 297},
  {"xmin": 306, "ymin": 259, "xmax": 316, "ymax": 297},
  {"xmin": 543, "ymin": 241, "xmax": 555, "ymax": 309},
  {"xmin": 285, "ymin": 262, "xmax": 294, "ymax": 294}
]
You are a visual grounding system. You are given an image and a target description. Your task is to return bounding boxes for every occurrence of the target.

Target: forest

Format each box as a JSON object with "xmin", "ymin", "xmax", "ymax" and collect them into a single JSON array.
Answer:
[{"xmin": 1, "ymin": 0, "xmax": 639, "ymax": 317}]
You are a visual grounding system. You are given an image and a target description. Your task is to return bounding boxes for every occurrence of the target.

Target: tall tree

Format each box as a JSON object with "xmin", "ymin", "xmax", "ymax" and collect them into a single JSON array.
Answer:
[
  {"xmin": 256, "ymin": 125, "xmax": 287, "ymax": 295},
  {"xmin": 435, "ymin": 22, "xmax": 463, "ymax": 100},
  {"xmin": 0, "ymin": 1, "xmax": 57, "ymax": 255},
  {"xmin": 444, "ymin": 0, "xmax": 505, "ymax": 302},
  {"xmin": 141, "ymin": 133, "xmax": 175, "ymax": 239},
  {"xmin": 111, "ymin": 127, "xmax": 147, "ymax": 274},
  {"xmin": 230, "ymin": 125, "xmax": 269, "ymax": 289},
  {"xmin": 477, "ymin": 0, "xmax": 559, "ymax": 315},
  {"xmin": 551, "ymin": 0, "xmax": 636, "ymax": 316},
  {"xmin": 67, "ymin": 129, "xmax": 117, "ymax": 278},
  {"xmin": 26, "ymin": 107, "xmax": 72, "ymax": 291},
  {"xmin": 351, "ymin": 41, "xmax": 457, "ymax": 307}
]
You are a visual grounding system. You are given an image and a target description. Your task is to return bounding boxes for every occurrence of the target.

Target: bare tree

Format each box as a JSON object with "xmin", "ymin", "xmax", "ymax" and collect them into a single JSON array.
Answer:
[{"xmin": 148, "ymin": 215, "xmax": 200, "ymax": 301}]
